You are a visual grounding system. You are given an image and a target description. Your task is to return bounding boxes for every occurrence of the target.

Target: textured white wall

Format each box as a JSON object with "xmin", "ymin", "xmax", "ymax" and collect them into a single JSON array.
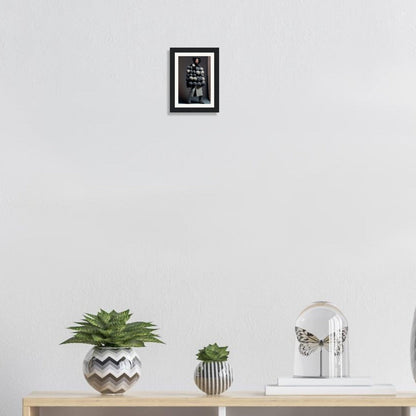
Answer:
[{"xmin": 1, "ymin": 0, "xmax": 416, "ymax": 415}]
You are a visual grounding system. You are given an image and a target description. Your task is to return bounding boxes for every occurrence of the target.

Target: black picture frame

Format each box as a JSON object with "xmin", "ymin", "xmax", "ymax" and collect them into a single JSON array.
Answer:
[{"xmin": 170, "ymin": 47, "xmax": 219, "ymax": 113}]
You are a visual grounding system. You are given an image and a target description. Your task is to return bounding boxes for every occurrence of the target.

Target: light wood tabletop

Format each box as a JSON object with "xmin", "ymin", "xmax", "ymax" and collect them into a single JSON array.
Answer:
[{"xmin": 22, "ymin": 391, "xmax": 416, "ymax": 408}]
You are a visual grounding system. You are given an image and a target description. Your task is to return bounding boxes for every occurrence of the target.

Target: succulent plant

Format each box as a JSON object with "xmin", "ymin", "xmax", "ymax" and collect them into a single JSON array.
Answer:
[
  {"xmin": 196, "ymin": 343, "xmax": 229, "ymax": 362},
  {"xmin": 61, "ymin": 309, "xmax": 163, "ymax": 348}
]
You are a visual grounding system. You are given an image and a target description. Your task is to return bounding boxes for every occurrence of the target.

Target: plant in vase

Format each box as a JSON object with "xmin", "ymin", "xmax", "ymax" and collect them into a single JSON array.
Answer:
[
  {"xmin": 194, "ymin": 343, "xmax": 233, "ymax": 395},
  {"xmin": 61, "ymin": 309, "xmax": 163, "ymax": 394}
]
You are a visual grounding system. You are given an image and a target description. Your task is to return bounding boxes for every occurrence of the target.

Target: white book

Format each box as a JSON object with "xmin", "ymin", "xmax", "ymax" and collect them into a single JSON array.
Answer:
[
  {"xmin": 277, "ymin": 376, "xmax": 373, "ymax": 386},
  {"xmin": 265, "ymin": 384, "xmax": 396, "ymax": 396}
]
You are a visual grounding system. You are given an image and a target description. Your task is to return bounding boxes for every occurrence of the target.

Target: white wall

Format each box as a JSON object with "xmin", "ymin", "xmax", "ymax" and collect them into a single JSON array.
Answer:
[{"xmin": 1, "ymin": 0, "xmax": 416, "ymax": 415}]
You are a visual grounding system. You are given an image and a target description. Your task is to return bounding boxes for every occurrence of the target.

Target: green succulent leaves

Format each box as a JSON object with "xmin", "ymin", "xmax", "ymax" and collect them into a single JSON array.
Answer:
[
  {"xmin": 196, "ymin": 343, "xmax": 229, "ymax": 362},
  {"xmin": 61, "ymin": 309, "xmax": 163, "ymax": 348}
]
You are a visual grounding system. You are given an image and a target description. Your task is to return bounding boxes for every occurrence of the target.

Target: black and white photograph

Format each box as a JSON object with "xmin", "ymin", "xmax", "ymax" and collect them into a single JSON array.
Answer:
[{"xmin": 170, "ymin": 47, "xmax": 219, "ymax": 112}]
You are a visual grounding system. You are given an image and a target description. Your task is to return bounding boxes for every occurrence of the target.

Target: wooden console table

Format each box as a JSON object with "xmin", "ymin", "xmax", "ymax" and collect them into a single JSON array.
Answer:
[{"xmin": 23, "ymin": 391, "xmax": 416, "ymax": 416}]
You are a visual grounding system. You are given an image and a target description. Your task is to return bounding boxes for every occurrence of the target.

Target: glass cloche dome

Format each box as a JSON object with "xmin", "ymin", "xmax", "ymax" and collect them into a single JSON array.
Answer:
[{"xmin": 294, "ymin": 301, "xmax": 349, "ymax": 378}]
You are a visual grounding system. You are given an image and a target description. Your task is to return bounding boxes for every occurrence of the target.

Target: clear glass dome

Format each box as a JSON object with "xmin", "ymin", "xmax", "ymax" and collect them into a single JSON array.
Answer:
[{"xmin": 293, "ymin": 301, "xmax": 349, "ymax": 378}]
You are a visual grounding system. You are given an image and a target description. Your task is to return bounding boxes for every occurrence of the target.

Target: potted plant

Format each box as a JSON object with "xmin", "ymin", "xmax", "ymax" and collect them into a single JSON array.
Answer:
[
  {"xmin": 194, "ymin": 343, "xmax": 233, "ymax": 395},
  {"xmin": 61, "ymin": 309, "xmax": 163, "ymax": 394}
]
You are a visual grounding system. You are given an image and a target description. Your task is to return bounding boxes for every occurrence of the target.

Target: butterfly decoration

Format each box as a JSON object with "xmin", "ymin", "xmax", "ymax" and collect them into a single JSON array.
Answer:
[{"xmin": 295, "ymin": 326, "xmax": 348, "ymax": 357}]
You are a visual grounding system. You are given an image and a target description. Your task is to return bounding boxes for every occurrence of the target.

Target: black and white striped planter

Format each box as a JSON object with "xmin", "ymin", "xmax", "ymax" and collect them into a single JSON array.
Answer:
[
  {"xmin": 83, "ymin": 347, "xmax": 141, "ymax": 394},
  {"xmin": 194, "ymin": 361, "xmax": 233, "ymax": 395}
]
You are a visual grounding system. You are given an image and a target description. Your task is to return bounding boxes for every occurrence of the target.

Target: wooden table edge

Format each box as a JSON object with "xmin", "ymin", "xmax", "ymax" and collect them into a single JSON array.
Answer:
[{"xmin": 21, "ymin": 391, "xmax": 416, "ymax": 408}]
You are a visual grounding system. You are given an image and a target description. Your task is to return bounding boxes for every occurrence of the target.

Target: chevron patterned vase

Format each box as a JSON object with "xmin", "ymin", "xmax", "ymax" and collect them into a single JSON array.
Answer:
[
  {"xmin": 83, "ymin": 347, "xmax": 141, "ymax": 394},
  {"xmin": 194, "ymin": 362, "xmax": 233, "ymax": 395}
]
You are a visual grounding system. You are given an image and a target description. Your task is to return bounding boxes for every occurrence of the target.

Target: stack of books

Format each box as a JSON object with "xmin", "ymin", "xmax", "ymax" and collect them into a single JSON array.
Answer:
[{"xmin": 265, "ymin": 377, "xmax": 396, "ymax": 395}]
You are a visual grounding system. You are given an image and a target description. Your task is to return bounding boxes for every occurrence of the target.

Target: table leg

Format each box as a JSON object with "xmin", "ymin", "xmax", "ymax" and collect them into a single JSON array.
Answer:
[
  {"xmin": 402, "ymin": 407, "xmax": 416, "ymax": 416},
  {"xmin": 218, "ymin": 406, "xmax": 226, "ymax": 416},
  {"xmin": 23, "ymin": 407, "xmax": 39, "ymax": 416}
]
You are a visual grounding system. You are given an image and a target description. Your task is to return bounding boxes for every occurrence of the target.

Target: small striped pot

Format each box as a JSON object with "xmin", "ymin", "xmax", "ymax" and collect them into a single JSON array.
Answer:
[
  {"xmin": 194, "ymin": 361, "xmax": 233, "ymax": 395},
  {"xmin": 83, "ymin": 347, "xmax": 141, "ymax": 394}
]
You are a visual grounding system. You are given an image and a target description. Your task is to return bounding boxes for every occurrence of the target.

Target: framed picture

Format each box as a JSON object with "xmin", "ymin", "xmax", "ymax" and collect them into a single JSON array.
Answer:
[{"xmin": 170, "ymin": 47, "xmax": 219, "ymax": 113}]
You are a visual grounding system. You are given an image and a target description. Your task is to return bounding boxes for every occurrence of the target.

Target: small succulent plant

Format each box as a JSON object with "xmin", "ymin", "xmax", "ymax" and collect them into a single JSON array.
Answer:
[
  {"xmin": 61, "ymin": 309, "xmax": 163, "ymax": 348},
  {"xmin": 196, "ymin": 343, "xmax": 230, "ymax": 362}
]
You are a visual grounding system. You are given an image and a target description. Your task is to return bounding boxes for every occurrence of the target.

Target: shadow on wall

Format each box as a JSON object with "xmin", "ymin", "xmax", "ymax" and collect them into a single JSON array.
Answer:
[
  {"xmin": 41, "ymin": 406, "xmax": 402, "ymax": 416},
  {"xmin": 178, "ymin": 56, "xmax": 211, "ymax": 104},
  {"xmin": 41, "ymin": 408, "xmax": 216, "ymax": 416},
  {"xmin": 226, "ymin": 408, "xmax": 402, "ymax": 416}
]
